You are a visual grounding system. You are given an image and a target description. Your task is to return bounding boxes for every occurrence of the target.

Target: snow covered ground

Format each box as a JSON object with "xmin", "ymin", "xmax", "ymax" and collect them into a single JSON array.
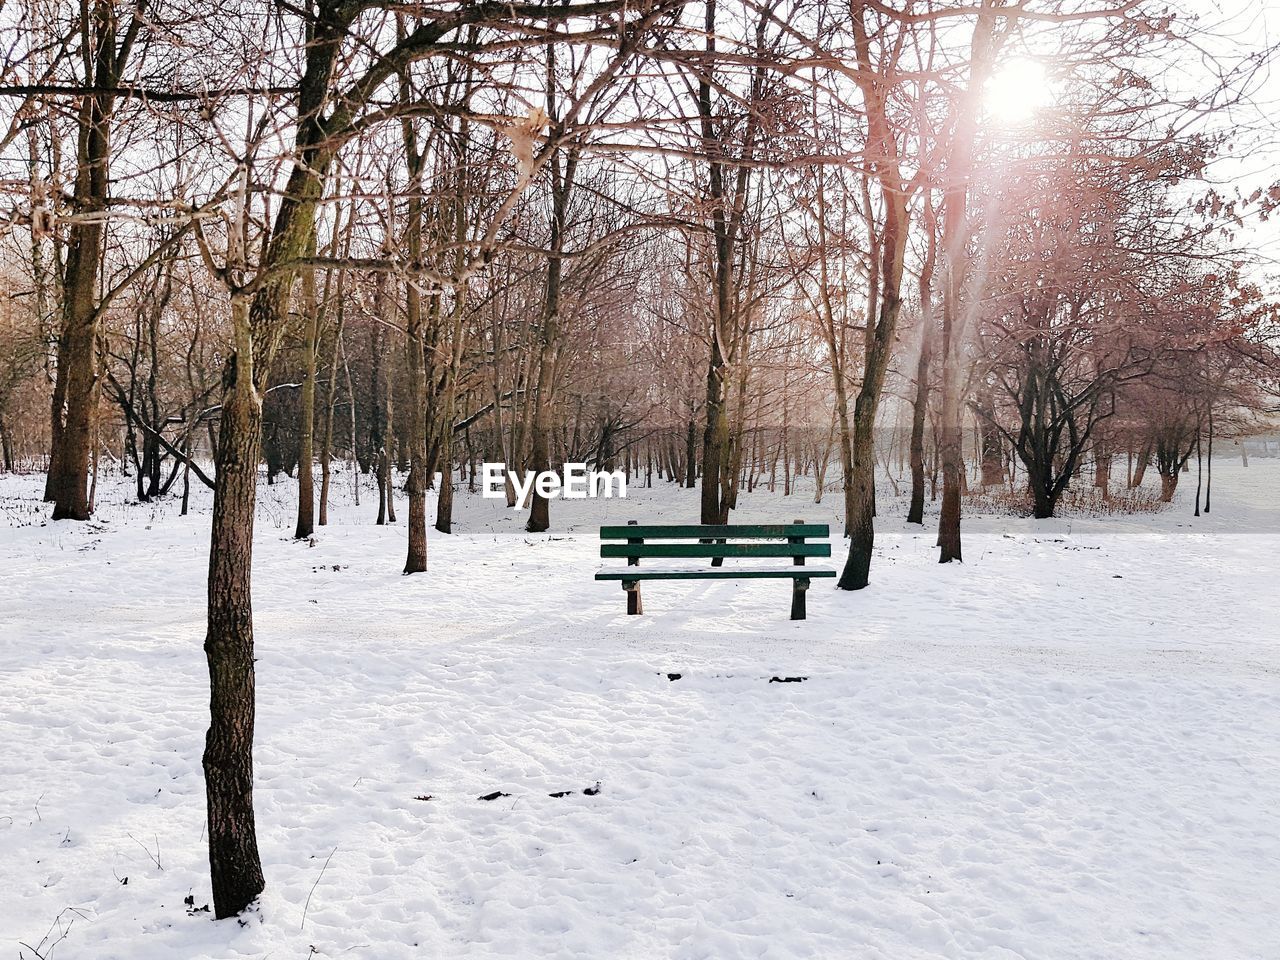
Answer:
[{"xmin": 1, "ymin": 461, "xmax": 1278, "ymax": 959}]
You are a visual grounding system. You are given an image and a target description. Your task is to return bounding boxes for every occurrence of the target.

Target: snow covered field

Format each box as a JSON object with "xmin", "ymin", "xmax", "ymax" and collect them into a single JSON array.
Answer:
[{"xmin": 1, "ymin": 462, "xmax": 1278, "ymax": 959}]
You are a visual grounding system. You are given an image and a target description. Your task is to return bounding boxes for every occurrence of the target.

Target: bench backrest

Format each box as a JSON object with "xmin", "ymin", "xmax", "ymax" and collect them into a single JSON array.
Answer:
[{"xmin": 598, "ymin": 523, "xmax": 831, "ymax": 561}]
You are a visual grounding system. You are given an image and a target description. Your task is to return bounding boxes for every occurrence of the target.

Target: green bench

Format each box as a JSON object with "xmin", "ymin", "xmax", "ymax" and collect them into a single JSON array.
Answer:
[{"xmin": 595, "ymin": 521, "xmax": 836, "ymax": 620}]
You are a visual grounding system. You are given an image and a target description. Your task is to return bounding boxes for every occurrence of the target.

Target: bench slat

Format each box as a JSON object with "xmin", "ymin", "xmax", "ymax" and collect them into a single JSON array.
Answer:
[
  {"xmin": 599, "ymin": 523, "xmax": 829, "ymax": 540},
  {"xmin": 595, "ymin": 568, "xmax": 837, "ymax": 581},
  {"xmin": 601, "ymin": 542, "xmax": 831, "ymax": 559}
]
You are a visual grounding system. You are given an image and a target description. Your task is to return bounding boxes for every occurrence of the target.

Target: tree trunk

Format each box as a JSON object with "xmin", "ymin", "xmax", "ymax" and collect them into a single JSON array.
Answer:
[
  {"xmin": 0, "ymin": 416, "xmax": 13, "ymax": 472},
  {"xmin": 930, "ymin": 11, "xmax": 1000, "ymax": 563},
  {"xmin": 1204, "ymin": 408, "xmax": 1213, "ymax": 514},
  {"xmin": 203, "ymin": 340, "xmax": 266, "ymax": 919},
  {"xmin": 293, "ymin": 267, "xmax": 319, "ymax": 539},
  {"xmin": 1193, "ymin": 427, "xmax": 1203, "ymax": 517},
  {"xmin": 525, "ymin": 347, "xmax": 555, "ymax": 532},
  {"xmin": 1032, "ymin": 482, "xmax": 1056, "ymax": 519},
  {"xmin": 1131, "ymin": 442, "xmax": 1151, "ymax": 488},
  {"xmin": 839, "ymin": 388, "xmax": 881, "ymax": 589},
  {"xmin": 48, "ymin": 0, "xmax": 119, "ymax": 520},
  {"xmin": 526, "ymin": 171, "xmax": 572, "ymax": 531},
  {"xmin": 400, "ymin": 94, "xmax": 430, "ymax": 569},
  {"xmin": 436, "ymin": 450, "xmax": 455, "ymax": 534},
  {"xmin": 197, "ymin": 4, "xmax": 342, "ymax": 919},
  {"xmin": 907, "ymin": 331, "xmax": 931, "ymax": 525},
  {"xmin": 701, "ymin": 353, "xmax": 729, "ymax": 524},
  {"xmin": 838, "ymin": 194, "xmax": 908, "ymax": 589},
  {"xmin": 685, "ymin": 418, "xmax": 698, "ymax": 488},
  {"xmin": 318, "ymin": 312, "xmax": 342, "ymax": 527},
  {"xmin": 404, "ymin": 303, "xmax": 429, "ymax": 560},
  {"xmin": 1094, "ymin": 446, "xmax": 1111, "ymax": 499},
  {"xmin": 936, "ymin": 403, "xmax": 963, "ymax": 561},
  {"xmin": 977, "ymin": 394, "xmax": 1003, "ymax": 487}
]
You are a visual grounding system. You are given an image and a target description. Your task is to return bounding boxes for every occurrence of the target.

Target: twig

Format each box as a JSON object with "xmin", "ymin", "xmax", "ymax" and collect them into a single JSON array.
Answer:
[
  {"xmin": 301, "ymin": 846, "xmax": 338, "ymax": 931},
  {"xmin": 19, "ymin": 905, "xmax": 91, "ymax": 960},
  {"xmin": 127, "ymin": 832, "xmax": 162, "ymax": 870}
]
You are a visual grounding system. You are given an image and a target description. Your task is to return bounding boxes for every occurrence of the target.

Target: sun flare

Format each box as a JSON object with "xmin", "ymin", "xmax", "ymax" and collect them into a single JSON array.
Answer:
[{"xmin": 984, "ymin": 57, "xmax": 1053, "ymax": 125}]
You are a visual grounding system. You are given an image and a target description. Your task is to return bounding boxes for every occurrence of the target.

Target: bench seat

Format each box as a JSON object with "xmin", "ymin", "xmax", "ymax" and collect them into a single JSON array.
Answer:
[
  {"xmin": 596, "ymin": 520, "xmax": 835, "ymax": 619},
  {"xmin": 595, "ymin": 568, "xmax": 836, "ymax": 581}
]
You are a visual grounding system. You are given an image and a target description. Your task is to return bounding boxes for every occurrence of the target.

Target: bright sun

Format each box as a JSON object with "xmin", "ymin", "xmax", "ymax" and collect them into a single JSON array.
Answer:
[{"xmin": 984, "ymin": 58, "xmax": 1052, "ymax": 125}]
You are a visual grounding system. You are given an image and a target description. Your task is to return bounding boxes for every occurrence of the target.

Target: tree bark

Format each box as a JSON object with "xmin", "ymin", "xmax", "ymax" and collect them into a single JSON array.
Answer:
[
  {"xmin": 203, "ymin": 304, "xmax": 266, "ymax": 919},
  {"xmin": 837, "ymin": 6, "xmax": 913, "ymax": 589},
  {"xmin": 838, "ymin": 192, "xmax": 907, "ymax": 589},
  {"xmin": 906, "ymin": 218, "xmax": 937, "ymax": 526},
  {"xmin": 526, "ymin": 146, "xmax": 575, "ymax": 532},
  {"xmin": 906, "ymin": 331, "xmax": 931, "ymax": 526},
  {"xmin": 47, "ymin": 0, "xmax": 122, "ymax": 520},
  {"xmin": 293, "ymin": 265, "xmax": 319, "ymax": 539},
  {"xmin": 977, "ymin": 388, "xmax": 1004, "ymax": 487},
  {"xmin": 200, "ymin": 5, "xmax": 343, "ymax": 915},
  {"xmin": 401, "ymin": 104, "xmax": 429, "ymax": 570}
]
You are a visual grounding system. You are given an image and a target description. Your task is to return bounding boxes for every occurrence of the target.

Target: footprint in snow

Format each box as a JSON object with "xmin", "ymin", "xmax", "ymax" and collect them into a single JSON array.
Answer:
[{"xmin": 550, "ymin": 782, "xmax": 601, "ymax": 798}]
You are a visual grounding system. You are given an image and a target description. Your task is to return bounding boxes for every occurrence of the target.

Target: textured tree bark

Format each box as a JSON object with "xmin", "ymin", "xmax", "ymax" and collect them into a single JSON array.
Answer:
[
  {"xmin": 403, "ymin": 294, "xmax": 429, "ymax": 562},
  {"xmin": 834, "ymin": 377, "xmax": 855, "ymax": 536},
  {"xmin": 809, "ymin": 164, "xmax": 855, "ymax": 536},
  {"xmin": 526, "ymin": 146, "xmax": 574, "ymax": 533},
  {"xmin": 700, "ymin": 355, "xmax": 729, "ymax": 524},
  {"xmin": 684, "ymin": 418, "xmax": 698, "ymax": 488},
  {"xmin": 1204, "ymin": 408, "xmax": 1213, "ymax": 514},
  {"xmin": 725, "ymin": 360, "xmax": 751, "ymax": 510},
  {"xmin": 936, "ymin": 392, "xmax": 964, "ymax": 562},
  {"xmin": 839, "ymin": 384, "xmax": 883, "ymax": 590},
  {"xmin": 383, "ymin": 376, "xmax": 396, "ymax": 524},
  {"xmin": 1093, "ymin": 446, "xmax": 1111, "ymax": 498},
  {"xmin": 1130, "ymin": 442, "xmax": 1151, "ymax": 488},
  {"xmin": 836, "ymin": 6, "xmax": 913, "ymax": 589},
  {"xmin": 525, "ymin": 361, "xmax": 553, "ymax": 532},
  {"xmin": 906, "ymin": 223, "xmax": 937, "ymax": 526},
  {"xmin": 42, "ymin": 339, "xmax": 67, "ymax": 502},
  {"xmin": 49, "ymin": 312, "xmax": 98, "ymax": 520},
  {"xmin": 402, "ymin": 115, "xmax": 429, "ymax": 570},
  {"xmin": 200, "ymin": 6, "xmax": 340, "ymax": 913},
  {"xmin": 977, "ymin": 389, "xmax": 1004, "ymax": 488},
  {"xmin": 694, "ymin": 0, "xmax": 753, "ymax": 530},
  {"xmin": 434, "ymin": 301, "xmax": 464, "ymax": 536},
  {"xmin": 370, "ymin": 281, "xmax": 394, "ymax": 526},
  {"xmin": 319, "ymin": 205, "xmax": 353, "ymax": 528},
  {"xmin": 1031, "ymin": 471, "xmax": 1058, "ymax": 518},
  {"xmin": 837, "ymin": 193, "xmax": 907, "ymax": 590},
  {"xmin": 50, "ymin": 146, "xmax": 109, "ymax": 518},
  {"xmin": 1193, "ymin": 428, "xmax": 1203, "ymax": 516},
  {"xmin": 435, "ymin": 446, "xmax": 455, "ymax": 534},
  {"xmin": 0, "ymin": 416, "xmax": 13, "ymax": 472},
  {"xmin": 318, "ymin": 309, "xmax": 342, "ymax": 527},
  {"xmin": 294, "ymin": 266, "xmax": 319, "ymax": 539},
  {"xmin": 906, "ymin": 332, "xmax": 931, "ymax": 526},
  {"xmin": 933, "ymin": 9, "xmax": 1001, "ymax": 563},
  {"xmin": 936, "ymin": 276, "xmax": 964, "ymax": 562},
  {"xmin": 49, "ymin": 0, "xmax": 122, "ymax": 520},
  {"xmin": 203, "ymin": 331, "xmax": 266, "ymax": 919}
]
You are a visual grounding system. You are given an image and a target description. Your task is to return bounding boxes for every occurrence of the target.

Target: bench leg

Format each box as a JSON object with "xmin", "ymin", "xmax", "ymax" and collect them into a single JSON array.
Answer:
[
  {"xmin": 623, "ymin": 580, "xmax": 643, "ymax": 615},
  {"xmin": 790, "ymin": 578, "xmax": 809, "ymax": 621}
]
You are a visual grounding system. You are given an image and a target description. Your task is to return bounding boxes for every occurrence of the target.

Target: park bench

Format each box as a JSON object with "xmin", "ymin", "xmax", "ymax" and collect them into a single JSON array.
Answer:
[{"xmin": 595, "ymin": 521, "xmax": 836, "ymax": 620}]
